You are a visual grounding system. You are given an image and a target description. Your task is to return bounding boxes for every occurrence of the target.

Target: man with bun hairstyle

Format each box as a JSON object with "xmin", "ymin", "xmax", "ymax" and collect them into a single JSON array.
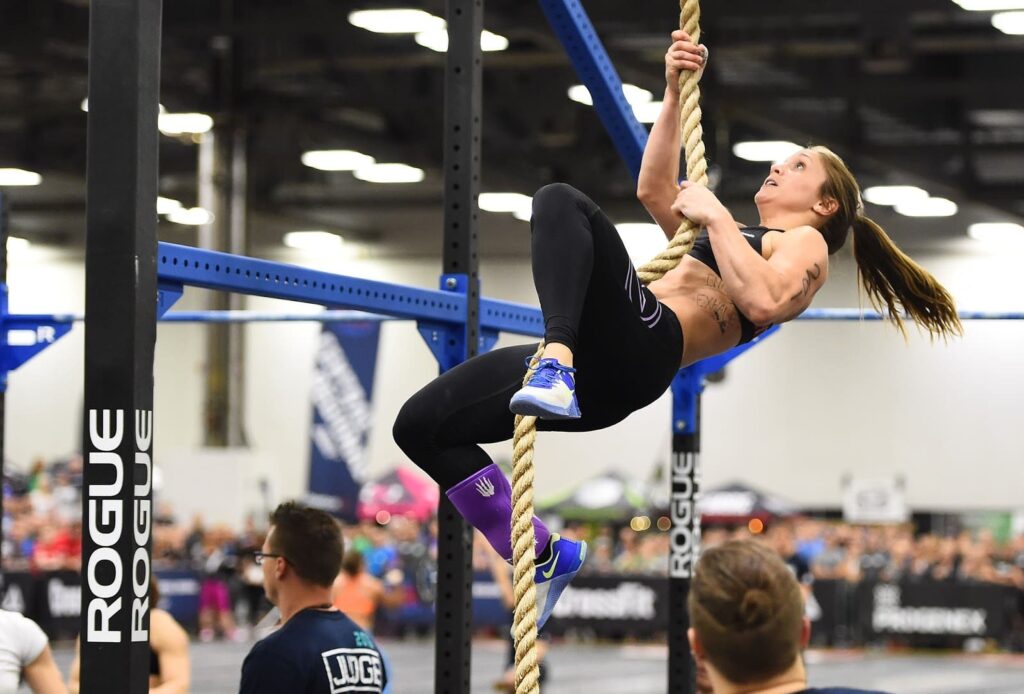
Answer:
[{"xmin": 688, "ymin": 540, "xmax": 888, "ymax": 694}]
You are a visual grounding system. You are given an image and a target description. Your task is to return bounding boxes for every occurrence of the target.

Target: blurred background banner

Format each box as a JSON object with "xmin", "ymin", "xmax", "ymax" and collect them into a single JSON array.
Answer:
[
  {"xmin": 358, "ymin": 468, "xmax": 440, "ymax": 524},
  {"xmin": 305, "ymin": 321, "xmax": 381, "ymax": 521}
]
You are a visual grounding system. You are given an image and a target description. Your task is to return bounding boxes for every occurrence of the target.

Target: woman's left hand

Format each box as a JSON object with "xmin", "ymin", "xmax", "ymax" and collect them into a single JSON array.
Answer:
[{"xmin": 670, "ymin": 181, "xmax": 729, "ymax": 226}]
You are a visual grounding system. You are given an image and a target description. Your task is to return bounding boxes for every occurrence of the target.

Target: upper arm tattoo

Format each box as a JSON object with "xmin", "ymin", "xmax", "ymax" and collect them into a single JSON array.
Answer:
[{"xmin": 789, "ymin": 263, "xmax": 822, "ymax": 302}]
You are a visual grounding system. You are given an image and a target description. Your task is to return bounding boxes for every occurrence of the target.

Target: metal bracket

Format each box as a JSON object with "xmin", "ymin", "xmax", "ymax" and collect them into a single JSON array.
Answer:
[
  {"xmin": 157, "ymin": 282, "xmax": 184, "ymax": 318},
  {"xmin": 0, "ymin": 284, "xmax": 74, "ymax": 392},
  {"xmin": 418, "ymin": 275, "xmax": 504, "ymax": 370},
  {"xmin": 418, "ymin": 274, "xmax": 468, "ymax": 371}
]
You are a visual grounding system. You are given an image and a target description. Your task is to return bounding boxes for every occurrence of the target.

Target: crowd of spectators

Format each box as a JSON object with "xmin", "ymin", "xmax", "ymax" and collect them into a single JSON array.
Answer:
[{"xmin": 5, "ymin": 456, "xmax": 1024, "ymax": 640}]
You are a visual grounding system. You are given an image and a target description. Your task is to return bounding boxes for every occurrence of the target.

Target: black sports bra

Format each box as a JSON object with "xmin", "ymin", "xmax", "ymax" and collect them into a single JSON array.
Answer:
[{"xmin": 687, "ymin": 225, "xmax": 781, "ymax": 345}]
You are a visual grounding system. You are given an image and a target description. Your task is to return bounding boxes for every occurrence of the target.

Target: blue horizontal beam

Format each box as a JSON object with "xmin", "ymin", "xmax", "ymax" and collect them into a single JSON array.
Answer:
[
  {"xmin": 156, "ymin": 243, "xmax": 545, "ymax": 337},
  {"xmin": 161, "ymin": 310, "xmax": 389, "ymax": 323},
  {"xmin": 158, "ymin": 242, "xmax": 462, "ymax": 322},
  {"xmin": 798, "ymin": 309, "xmax": 1024, "ymax": 321}
]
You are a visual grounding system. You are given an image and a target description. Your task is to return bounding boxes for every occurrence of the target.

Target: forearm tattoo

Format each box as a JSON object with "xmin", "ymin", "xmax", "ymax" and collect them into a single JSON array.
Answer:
[{"xmin": 789, "ymin": 263, "xmax": 822, "ymax": 302}]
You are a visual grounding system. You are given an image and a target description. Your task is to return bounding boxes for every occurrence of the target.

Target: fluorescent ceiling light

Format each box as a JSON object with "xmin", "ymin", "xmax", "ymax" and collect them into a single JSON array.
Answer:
[
  {"xmin": 512, "ymin": 208, "xmax": 532, "ymax": 222},
  {"xmin": 622, "ymin": 84, "xmax": 654, "ymax": 106},
  {"xmin": 159, "ymin": 113, "xmax": 214, "ymax": 135},
  {"xmin": 302, "ymin": 150, "xmax": 375, "ymax": 171},
  {"xmin": 862, "ymin": 185, "xmax": 929, "ymax": 206},
  {"xmin": 157, "ymin": 197, "xmax": 182, "ymax": 215},
  {"xmin": 353, "ymin": 163, "xmax": 424, "ymax": 183},
  {"xmin": 283, "ymin": 231, "xmax": 344, "ymax": 251},
  {"xmin": 992, "ymin": 10, "xmax": 1024, "ymax": 33},
  {"xmin": 479, "ymin": 192, "xmax": 532, "ymax": 216},
  {"xmin": 480, "ymin": 30, "xmax": 510, "ymax": 52},
  {"xmin": 967, "ymin": 222, "xmax": 1024, "ymax": 245},
  {"xmin": 616, "ymin": 223, "xmax": 669, "ymax": 265},
  {"xmin": 969, "ymin": 109, "xmax": 1024, "ymax": 128},
  {"xmin": 414, "ymin": 29, "xmax": 509, "ymax": 52},
  {"xmin": 414, "ymin": 29, "xmax": 449, "ymax": 52},
  {"xmin": 568, "ymin": 83, "xmax": 653, "ymax": 108},
  {"xmin": 568, "ymin": 85, "xmax": 593, "ymax": 106},
  {"xmin": 633, "ymin": 101, "xmax": 663, "ymax": 124},
  {"xmin": 952, "ymin": 0, "xmax": 1024, "ymax": 10},
  {"xmin": 6, "ymin": 237, "xmax": 30, "ymax": 253},
  {"xmin": 348, "ymin": 9, "xmax": 445, "ymax": 34},
  {"xmin": 167, "ymin": 207, "xmax": 214, "ymax": 225},
  {"xmin": 894, "ymin": 197, "xmax": 958, "ymax": 217},
  {"xmin": 82, "ymin": 98, "xmax": 166, "ymax": 113},
  {"xmin": 732, "ymin": 140, "xmax": 802, "ymax": 162},
  {"xmin": 0, "ymin": 168, "xmax": 42, "ymax": 186}
]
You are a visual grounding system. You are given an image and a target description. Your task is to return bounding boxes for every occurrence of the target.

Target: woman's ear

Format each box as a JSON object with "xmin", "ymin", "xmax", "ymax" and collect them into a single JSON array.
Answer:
[{"xmin": 813, "ymin": 196, "xmax": 839, "ymax": 217}]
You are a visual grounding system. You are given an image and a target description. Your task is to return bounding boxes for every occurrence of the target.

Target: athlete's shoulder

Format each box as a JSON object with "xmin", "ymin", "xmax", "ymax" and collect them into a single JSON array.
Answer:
[
  {"xmin": 784, "ymin": 224, "xmax": 825, "ymax": 239},
  {"xmin": 797, "ymin": 687, "xmax": 892, "ymax": 694},
  {"xmin": 778, "ymin": 225, "xmax": 828, "ymax": 251}
]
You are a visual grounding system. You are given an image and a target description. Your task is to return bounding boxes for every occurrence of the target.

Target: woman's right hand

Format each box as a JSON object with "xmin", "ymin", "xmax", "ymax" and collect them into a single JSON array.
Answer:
[{"xmin": 665, "ymin": 30, "xmax": 707, "ymax": 94}]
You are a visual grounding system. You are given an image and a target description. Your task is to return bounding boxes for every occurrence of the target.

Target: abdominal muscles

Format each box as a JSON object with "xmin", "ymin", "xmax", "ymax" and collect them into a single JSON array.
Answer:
[{"xmin": 648, "ymin": 257, "xmax": 745, "ymax": 365}]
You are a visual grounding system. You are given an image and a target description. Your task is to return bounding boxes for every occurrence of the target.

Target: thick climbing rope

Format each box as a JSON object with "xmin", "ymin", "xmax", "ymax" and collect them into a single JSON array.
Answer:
[{"xmin": 510, "ymin": 1, "xmax": 708, "ymax": 691}]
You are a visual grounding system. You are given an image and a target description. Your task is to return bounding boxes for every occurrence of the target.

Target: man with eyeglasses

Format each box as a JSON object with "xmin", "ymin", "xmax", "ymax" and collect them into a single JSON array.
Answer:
[{"xmin": 239, "ymin": 502, "xmax": 389, "ymax": 693}]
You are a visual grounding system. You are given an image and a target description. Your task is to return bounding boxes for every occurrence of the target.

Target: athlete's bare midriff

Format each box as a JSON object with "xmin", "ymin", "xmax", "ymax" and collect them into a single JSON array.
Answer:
[
  {"xmin": 647, "ymin": 231, "xmax": 779, "ymax": 366},
  {"xmin": 648, "ymin": 258, "xmax": 743, "ymax": 365}
]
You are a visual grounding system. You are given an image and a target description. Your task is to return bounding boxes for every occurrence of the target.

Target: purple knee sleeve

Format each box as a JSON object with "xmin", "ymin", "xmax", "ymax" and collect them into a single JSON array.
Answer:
[{"xmin": 446, "ymin": 463, "xmax": 550, "ymax": 561}]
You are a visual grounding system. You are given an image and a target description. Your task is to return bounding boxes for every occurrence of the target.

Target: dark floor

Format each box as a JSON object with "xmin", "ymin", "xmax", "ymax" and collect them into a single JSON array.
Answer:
[{"xmin": 44, "ymin": 638, "xmax": 1024, "ymax": 693}]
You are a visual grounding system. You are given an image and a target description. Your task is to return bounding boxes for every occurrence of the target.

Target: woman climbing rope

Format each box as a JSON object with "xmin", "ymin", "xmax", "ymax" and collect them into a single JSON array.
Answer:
[{"xmin": 393, "ymin": 29, "xmax": 962, "ymax": 632}]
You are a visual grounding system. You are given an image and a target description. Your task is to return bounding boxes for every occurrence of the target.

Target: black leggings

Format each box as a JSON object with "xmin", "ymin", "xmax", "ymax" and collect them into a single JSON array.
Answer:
[{"xmin": 393, "ymin": 183, "xmax": 684, "ymax": 490}]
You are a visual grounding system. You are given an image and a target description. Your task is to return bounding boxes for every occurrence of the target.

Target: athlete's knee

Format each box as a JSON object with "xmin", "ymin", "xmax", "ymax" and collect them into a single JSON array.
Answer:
[
  {"xmin": 392, "ymin": 393, "xmax": 434, "ymax": 460},
  {"xmin": 532, "ymin": 183, "xmax": 589, "ymax": 221}
]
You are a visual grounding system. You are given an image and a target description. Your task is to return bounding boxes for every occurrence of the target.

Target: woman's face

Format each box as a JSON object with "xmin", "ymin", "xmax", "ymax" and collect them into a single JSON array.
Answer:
[{"xmin": 754, "ymin": 149, "xmax": 831, "ymax": 217}]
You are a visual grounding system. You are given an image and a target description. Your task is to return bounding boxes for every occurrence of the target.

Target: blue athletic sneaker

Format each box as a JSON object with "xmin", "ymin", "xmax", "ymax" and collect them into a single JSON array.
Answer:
[
  {"xmin": 509, "ymin": 358, "xmax": 581, "ymax": 420},
  {"xmin": 533, "ymin": 534, "xmax": 587, "ymax": 631}
]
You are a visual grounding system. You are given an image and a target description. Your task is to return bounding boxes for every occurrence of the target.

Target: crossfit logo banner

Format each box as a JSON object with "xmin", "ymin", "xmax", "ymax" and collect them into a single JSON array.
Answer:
[
  {"xmin": 307, "ymin": 322, "xmax": 381, "ymax": 521},
  {"xmin": 321, "ymin": 647, "xmax": 385, "ymax": 693}
]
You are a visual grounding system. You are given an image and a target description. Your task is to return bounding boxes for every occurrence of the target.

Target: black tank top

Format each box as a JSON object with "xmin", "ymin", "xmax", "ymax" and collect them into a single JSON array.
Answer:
[{"xmin": 686, "ymin": 225, "xmax": 781, "ymax": 345}]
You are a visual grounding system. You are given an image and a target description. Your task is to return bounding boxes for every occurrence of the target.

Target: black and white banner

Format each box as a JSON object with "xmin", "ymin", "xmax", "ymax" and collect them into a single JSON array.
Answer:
[{"xmin": 306, "ymin": 321, "xmax": 381, "ymax": 521}]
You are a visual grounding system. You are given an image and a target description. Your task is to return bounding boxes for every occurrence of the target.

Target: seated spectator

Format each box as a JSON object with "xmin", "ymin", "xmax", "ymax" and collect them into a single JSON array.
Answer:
[
  {"xmin": 929, "ymin": 536, "xmax": 961, "ymax": 582},
  {"xmin": 811, "ymin": 529, "xmax": 847, "ymax": 581},
  {"xmin": 332, "ymin": 550, "xmax": 386, "ymax": 632},
  {"xmin": 688, "ymin": 540, "xmax": 888, "ymax": 694},
  {"xmin": 581, "ymin": 536, "xmax": 615, "ymax": 575},
  {"xmin": 31, "ymin": 520, "xmax": 79, "ymax": 572},
  {"xmin": 0, "ymin": 609, "xmax": 66, "ymax": 694},
  {"xmin": 881, "ymin": 534, "xmax": 914, "ymax": 583},
  {"xmin": 858, "ymin": 529, "xmax": 890, "ymax": 582}
]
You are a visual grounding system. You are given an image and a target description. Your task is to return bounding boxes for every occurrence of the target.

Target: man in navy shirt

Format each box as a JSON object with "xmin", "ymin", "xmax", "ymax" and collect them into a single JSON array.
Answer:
[{"xmin": 240, "ymin": 502, "xmax": 388, "ymax": 694}]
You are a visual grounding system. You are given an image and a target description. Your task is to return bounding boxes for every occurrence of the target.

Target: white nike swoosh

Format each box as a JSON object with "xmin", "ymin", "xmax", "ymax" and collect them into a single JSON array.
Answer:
[{"xmin": 541, "ymin": 551, "xmax": 561, "ymax": 579}]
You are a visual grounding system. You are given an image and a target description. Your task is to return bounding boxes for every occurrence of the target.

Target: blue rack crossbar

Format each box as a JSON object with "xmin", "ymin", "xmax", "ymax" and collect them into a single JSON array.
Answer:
[
  {"xmin": 157, "ymin": 243, "xmax": 545, "ymax": 337},
  {"xmin": 798, "ymin": 308, "xmax": 1024, "ymax": 321},
  {"xmin": 161, "ymin": 310, "xmax": 387, "ymax": 323}
]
